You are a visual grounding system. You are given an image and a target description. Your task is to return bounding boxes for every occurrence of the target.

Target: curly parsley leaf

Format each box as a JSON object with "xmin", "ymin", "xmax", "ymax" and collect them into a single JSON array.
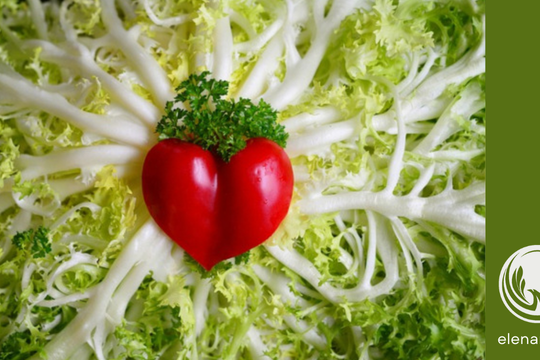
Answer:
[
  {"xmin": 156, "ymin": 71, "xmax": 288, "ymax": 162},
  {"xmin": 183, "ymin": 251, "xmax": 251, "ymax": 278},
  {"xmin": 12, "ymin": 226, "xmax": 51, "ymax": 259}
]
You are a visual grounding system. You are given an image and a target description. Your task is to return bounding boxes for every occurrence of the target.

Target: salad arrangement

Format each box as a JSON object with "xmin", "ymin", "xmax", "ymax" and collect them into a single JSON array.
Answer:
[
  {"xmin": 0, "ymin": 0, "xmax": 485, "ymax": 359},
  {"xmin": 142, "ymin": 72, "xmax": 294, "ymax": 270}
]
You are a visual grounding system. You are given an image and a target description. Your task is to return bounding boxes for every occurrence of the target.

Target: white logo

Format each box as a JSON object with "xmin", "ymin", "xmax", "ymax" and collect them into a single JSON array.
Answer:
[{"xmin": 499, "ymin": 245, "xmax": 540, "ymax": 323}]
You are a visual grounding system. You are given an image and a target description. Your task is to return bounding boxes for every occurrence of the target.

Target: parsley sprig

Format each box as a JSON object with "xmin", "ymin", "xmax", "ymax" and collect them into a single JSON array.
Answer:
[
  {"xmin": 156, "ymin": 71, "xmax": 288, "ymax": 162},
  {"xmin": 12, "ymin": 226, "xmax": 51, "ymax": 258},
  {"xmin": 184, "ymin": 251, "xmax": 251, "ymax": 279}
]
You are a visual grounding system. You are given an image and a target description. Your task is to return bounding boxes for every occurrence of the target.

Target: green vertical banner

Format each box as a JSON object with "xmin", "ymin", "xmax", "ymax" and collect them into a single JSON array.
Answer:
[{"xmin": 488, "ymin": 1, "xmax": 540, "ymax": 358}]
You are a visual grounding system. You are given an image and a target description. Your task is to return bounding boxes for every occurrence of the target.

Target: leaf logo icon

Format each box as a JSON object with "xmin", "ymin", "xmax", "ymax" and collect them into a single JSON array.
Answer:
[{"xmin": 499, "ymin": 246, "xmax": 540, "ymax": 323}]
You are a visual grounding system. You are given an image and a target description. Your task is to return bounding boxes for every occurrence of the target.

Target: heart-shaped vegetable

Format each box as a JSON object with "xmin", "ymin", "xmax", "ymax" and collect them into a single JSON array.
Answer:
[{"xmin": 142, "ymin": 137, "xmax": 293, "ymax": 270}]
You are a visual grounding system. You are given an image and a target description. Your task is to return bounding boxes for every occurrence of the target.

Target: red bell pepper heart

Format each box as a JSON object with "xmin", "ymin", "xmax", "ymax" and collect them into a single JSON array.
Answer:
[{"xmin": 142, "ymin": 138, "xmax": 294, "ymax": 270}]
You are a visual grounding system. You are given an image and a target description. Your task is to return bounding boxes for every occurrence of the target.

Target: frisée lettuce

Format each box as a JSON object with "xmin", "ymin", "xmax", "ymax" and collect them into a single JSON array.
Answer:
[{"xmin": 0, "ymin": 0, "xmax": 485, "ymax": 359}]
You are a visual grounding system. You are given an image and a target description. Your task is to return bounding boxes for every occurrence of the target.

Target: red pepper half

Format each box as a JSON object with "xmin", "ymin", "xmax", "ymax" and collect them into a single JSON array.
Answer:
[{"xmin": 142, "ymin": 138, "xmax": 294, "ymax": 270}]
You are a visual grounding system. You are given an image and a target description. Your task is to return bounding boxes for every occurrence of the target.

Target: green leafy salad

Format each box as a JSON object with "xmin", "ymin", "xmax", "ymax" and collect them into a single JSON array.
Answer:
[{"xmin": 0, "ymin": 0, "xmax": 485, "ymax": 359}]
